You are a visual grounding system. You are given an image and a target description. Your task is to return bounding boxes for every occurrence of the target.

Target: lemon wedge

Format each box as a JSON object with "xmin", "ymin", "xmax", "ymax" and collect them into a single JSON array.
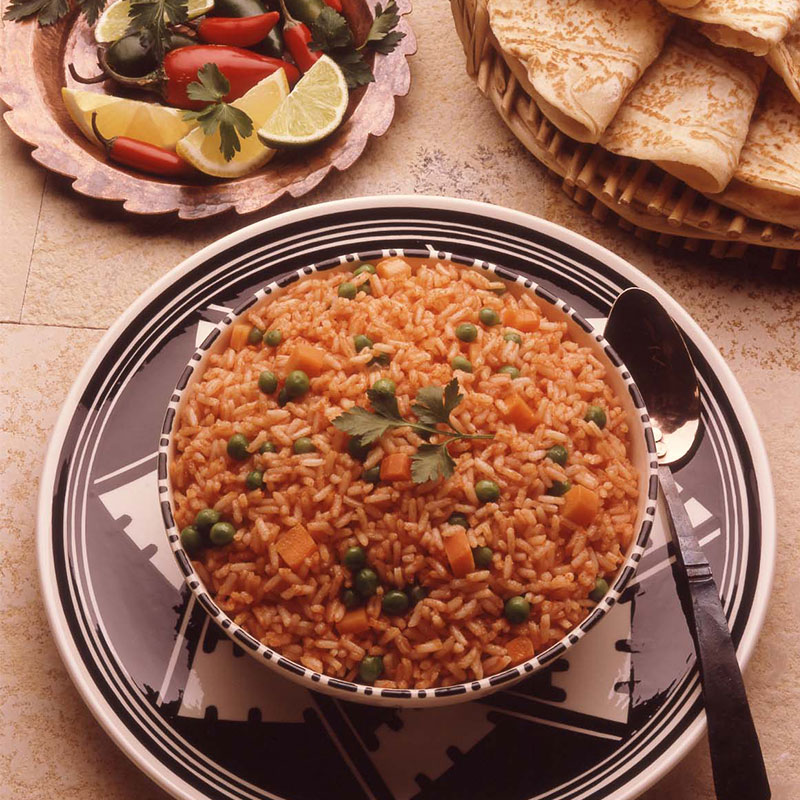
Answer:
[
  {"xmin": 257, "ymin": 55, "xmax": 348, "ymax": 149},
  {"xmin": 175, "ymin": 69, "xmax": 289, "ymax": 178},
  {"xmin": 62, "ymin": 87, "xmax": 196, "ymax": 150},
  {"xmin": 94, "ymin": 0, "xmax": 214, "ymax": 44}
]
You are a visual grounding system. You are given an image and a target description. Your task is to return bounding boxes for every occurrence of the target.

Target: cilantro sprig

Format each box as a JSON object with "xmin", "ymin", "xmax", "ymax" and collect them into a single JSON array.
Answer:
[
  {"xmin": 3, "ymin": 0, "xmax": 104, "ymax": 26},
  {"xmin": 182, "ymin": 63, "xmax": 254, "ymax": 162},
  {"xmin": 126, "ymin": 0, "xmax": 188, "ymax": 61},
  {"xmin": 309, "ymin": 0, "xmax": 406, "ymax": 89},
  {"xmin": 333, "ymin": 378, "xmax": 493, "ymax": 484}
]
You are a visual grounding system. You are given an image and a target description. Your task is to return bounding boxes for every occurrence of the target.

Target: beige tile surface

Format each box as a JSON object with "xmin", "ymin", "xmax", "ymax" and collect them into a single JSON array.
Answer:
[{"xmin": 1, "ymin": 0, "xmax": 798, "ymax": 798}]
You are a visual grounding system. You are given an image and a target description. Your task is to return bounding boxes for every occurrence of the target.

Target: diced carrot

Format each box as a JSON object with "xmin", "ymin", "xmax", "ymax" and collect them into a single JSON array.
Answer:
[
  {"xmin": 444, "ymin": 529, "xmax": 475, "ymax": 578},
  {"xmin": 286, "ymin": 343, "xmax": 326, "ymax": 377},
  {"xmin": 230, "ymin": 323, "xmax": 250, "ymax": 351},
  {"xmin": 376, "ymin": 257, "xmax": 412, "ymax": 279},
  {"xmin": 506, "ymin": 636, "xmax": 534, "ymax": 666},
  {"xmin": 562, "ymin": 484, "xmax": 600, "ymax": 527},
  {"xmin": 275, "ymin": 524, "xmax": 318, "ymax": 570},
  {"xmin": 502, "ymin": 393, "xmax": 538, "ymax": 432},
  {"xmin": 337, "ymin": 607, "xmax": 371, "ymax": 635},
  {"xmin": 502, "ymin": 308, "xmax": 540, "ymax": 332},
  {"xmin": 380, "ymin": 452, "xmax": 412, "ymax": 481}
]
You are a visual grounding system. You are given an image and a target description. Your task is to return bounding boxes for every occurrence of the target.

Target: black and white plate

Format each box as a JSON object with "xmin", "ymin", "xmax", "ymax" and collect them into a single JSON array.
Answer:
[{"xmin": 38, "ymin": 196, "xmax": 775, "ymax": 800}]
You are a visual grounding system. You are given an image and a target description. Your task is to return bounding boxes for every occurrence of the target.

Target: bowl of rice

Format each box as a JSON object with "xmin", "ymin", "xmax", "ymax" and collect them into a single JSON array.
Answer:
[{"xmin": 159, "ymin": 251, "xmax": 657, "ymax": 706}]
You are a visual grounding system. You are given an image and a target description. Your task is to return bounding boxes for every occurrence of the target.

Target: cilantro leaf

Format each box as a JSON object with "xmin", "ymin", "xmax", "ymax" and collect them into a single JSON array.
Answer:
[
  {"xmin": 366, "ymin": 387, "xmax": 403, "ymax": 421},
  {"xmin": 411, "ymin": 444, "xmax": 455, "ymax": 484},
  {"xmin": 362, "ymin": 0, "xmax": 400, "ymax": 47},
  {"xmin": 79, "ymin": 0, "xmax": 106, "ymax": 25},
  {"xmin": 309, "ymin": 6, "xmax": 353, "ymax": 51},
  {"xmin": 127, "ymin": 0, "xmax": 188, "ymax": 60},
  {"xmin": 3, "ymin": 0, "xmax": 69, "ymax": 26},
  {"xmin": 331, "ymin": 48, "xmax": 374, "ymax": 89},
  {"xmin": 182, "ymin": 63, "xmax": 253, "ymax": 161},
  {"xmin": 333, "ymin": 406, "xmax": 399, "ymax": 445},
  {"xmin": 412, "ymin": 379, "xmax": 463, "ymax": 427},
  {"xmin": 371, "ymin": 29, "xmax": 405, "ymax": 55}
]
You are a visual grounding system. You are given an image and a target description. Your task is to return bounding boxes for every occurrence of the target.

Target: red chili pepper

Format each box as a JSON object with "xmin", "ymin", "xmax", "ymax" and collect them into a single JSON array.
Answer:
[
  {"xmin": 197, "ymin": 12, "xmax": 280, "ymax": 48},
  {"xmin": 162, "ymin": 45, "xmax": 301, "ymax": 108},
  {"xmin": 282, "ymin": 19, "xmax": 320, "ymax": 73},
  {"xmin": 91, "ymin": 113, "xmax": 192, "ymax": 177},
  {"xmin": 323, "ymin": 0, "xmax": 342, "ymax": 9}
]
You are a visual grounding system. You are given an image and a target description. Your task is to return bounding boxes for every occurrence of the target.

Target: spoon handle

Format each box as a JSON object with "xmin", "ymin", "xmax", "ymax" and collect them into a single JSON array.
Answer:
[{"xmin": 659, "ymin": 465, "xmax": 770, "ymax": 800}]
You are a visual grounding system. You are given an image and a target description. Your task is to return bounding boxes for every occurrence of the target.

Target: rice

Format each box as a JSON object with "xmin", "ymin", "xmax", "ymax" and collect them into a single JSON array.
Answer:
[{"xmin": 170, "ymin": 257, "xmax": 638, "ymax": 689}]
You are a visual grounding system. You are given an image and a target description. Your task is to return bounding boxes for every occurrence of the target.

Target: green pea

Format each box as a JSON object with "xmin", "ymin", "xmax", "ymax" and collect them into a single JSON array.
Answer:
[
  {"xmin": 358, "ymin": 655, "xmax": 383, "ymax": 684},
  {"xmin": 546, "ymin": 445, "xmax": 568, "ymax": 466},
  {"xmin": 355, "ymin": 567, "xmax": 379, "ymax": 597},
  {"xmin": 370, "ymin": 353, "xmax": 391, "ymax": 367},
  {"xmin": 451, "ymin": 356, "xmax": 473, "ymax": 373},
  {"xmin": 342, "ymin": 589, "xmax": 361, "ymax": 610},
  {"xmin": 293, "ymin": 437, "xmax": 315, "ymax": 454},
  {"xmin": 503, "ymin": 330, "xmax": 522, "ymax": 344},
  {"xmin": 338, "ymin": 282, "xmax": 357, "ymax": 299},
  {"xmin": 258, "ymin": 370, "xmax": 278, "ymax": 394},
  {"xmin": 549, "ymin": 480, "xmax": 571, "ymax": 497},
  {"xmin": 245, "ymin": 470, "xmax": 264, "ymax": 491},
  {"xmin": 479, "ymin": 307, "xmax": 500, "ymax": 326},
  {"xmin": 497, "ymin": 365, "xmax": 520, "ymax": 379},
  {"xmin": 259, "ymin": 441, "xmax": 277, "ymax": 454},
  {"xmin": 357, "ymin": 282, "xmax": 372, "ymax": 295},
  {"xmin": 343, "ymin": 546, "xmax": 367, "ymax": 571},
  {"xmin": 407, "ymin": 585, "xmax": 428, "ymax": 606},
  {"xmin": 180, "ymin": 525, "xmax": 203, "ymax": 557},
  {"xmin": 354, "ymin": 334, "xmax": 373, "ymax": 352},
  {"xmin": 455, "ymin": 322, "xmax": 478, "ymax": 342},
  {"xmin": 590, "ymin": 577, "xmax": 610, "ymax": 603},
  {"xmin": 584, "ymin": 405, "xmax": 607, "ymax": 429},
  {"xmin": 278, "ymin": 387, "xmax": 289, "ymax": 407},
  {"xmin": 362, "ymin": 465, "xmax": 381, "ymax": 483},
  {"xmin": 490, "ymin": 284, "xmax": 507, "ymax": 295},
  {"xmin": 264, "ymin": 329, "xmax": 282, "ymax": 347},
  {"xmin": 472, "ymin": 546, "xmax": 493, "ymax": 569},
  {"xmin": 285, "ymin": 370, "xmax": 310, "ymax": 398},
  {"xmin": 504, "ymin": 595, "xmax": 531, "ymax": 624},
  {"xmin": 353, "ymin": 263, "xmax": 376, "ymax": 276},
  {"xmin": 382, "ymin": 589, "xmax": 410, "ymax": 616},
  {"xmin": 475, "ymin": 479, "xmax": 500, "ymax": 503},
  {"xmin": 194, "ymin": 508, "xmax": 220, "ymax": 533},
  {"xmin": 209, "ymin": 521, "xmax": 235, "ymax": 546},
  {"xmin": 247, "ymin": 327, "xmax": 264, "ymax": 345},
  {"xmin": 448, "ymin": 512, "xmax": 469, "ymax": 529},
  {"xmin": 371, "ymin": 378, "xmax": 396, "ymax": 396},
  {"xmin": 227, "ymin": 433, "xmax": 250, "ymax": 461},
  {"xmin": 347, "ymin": 437, "xmax": 371, "ymax": 462}
]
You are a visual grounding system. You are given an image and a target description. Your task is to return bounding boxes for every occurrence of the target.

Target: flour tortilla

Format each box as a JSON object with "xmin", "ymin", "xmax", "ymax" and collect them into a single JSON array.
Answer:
[
  {"xmin": 488, "ymin": 0, "xmax": 674, "ymax": 143},
  {"xmin": 659, "ymin": 0, "xmax": 800, "ymax": 56},
  {"xmin": 709, "ymin": 75, "xmax": 800, "ymax": 227},
  {"xmin": 600, "ymin": 29, "xmax": 765, "ymax": 194},
  {"xmin": 767, "ymin": 19, "xmax": 800, "ymax": 104}
]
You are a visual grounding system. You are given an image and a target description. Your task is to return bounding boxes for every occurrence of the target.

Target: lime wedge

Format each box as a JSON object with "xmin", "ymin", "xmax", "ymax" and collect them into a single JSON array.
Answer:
[
  {"xmin": 94, "ymin": 0, "xmax": 214, "ymax": 44},
  {"xmin": 176, "ymin": 69, "xmax": 289, "ymax": 178},
  {"xmin": 62, "ymin": 87, "xmax": 196, "ymax": 149},
  {"xmin": 257, "ymin": 55, "xmax": 348, "ymax": 149}
]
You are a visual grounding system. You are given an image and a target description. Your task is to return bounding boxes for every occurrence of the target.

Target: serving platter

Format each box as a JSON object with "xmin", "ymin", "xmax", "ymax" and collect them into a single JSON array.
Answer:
[
  {"xmin": 38, "ymin": 195, "xmax": 775, "ymax": 800},
  {"xmin": 0, "ymin": 0, "xmax": 415, "ymax": 219}
]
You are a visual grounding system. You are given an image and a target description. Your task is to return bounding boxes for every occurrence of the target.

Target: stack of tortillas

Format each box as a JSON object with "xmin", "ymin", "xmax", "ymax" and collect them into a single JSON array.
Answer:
[{"xmin": 487, "ymin": 0, "xmax": 800, "ymax": 230}]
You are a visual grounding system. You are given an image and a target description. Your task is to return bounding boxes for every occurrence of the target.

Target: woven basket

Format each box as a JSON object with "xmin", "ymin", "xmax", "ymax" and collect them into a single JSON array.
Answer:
[{"xmin": 450, "ymin": 0, "xmax": 800, "ymax": 268}]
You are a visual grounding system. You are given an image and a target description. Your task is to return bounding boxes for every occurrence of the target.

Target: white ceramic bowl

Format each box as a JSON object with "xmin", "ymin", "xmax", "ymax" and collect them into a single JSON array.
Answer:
[{"xmin": 158, "ymin": 250, "xmax": 657, "ymax": 707}]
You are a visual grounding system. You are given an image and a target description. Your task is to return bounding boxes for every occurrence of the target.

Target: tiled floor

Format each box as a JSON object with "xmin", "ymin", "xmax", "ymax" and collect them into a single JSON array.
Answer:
[{"xmin": 1, "ymin": 2, "xmax": 799, "ymax": 798}]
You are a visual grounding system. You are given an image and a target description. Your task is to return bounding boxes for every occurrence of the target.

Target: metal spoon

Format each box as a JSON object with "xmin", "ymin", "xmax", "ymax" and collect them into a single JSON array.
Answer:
[{"xmin": 605, "ymin": 287, "xmax": 770, "ymax": 800}]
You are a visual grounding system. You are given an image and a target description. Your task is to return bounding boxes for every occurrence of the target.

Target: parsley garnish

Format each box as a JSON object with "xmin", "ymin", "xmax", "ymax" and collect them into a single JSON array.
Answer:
[
  {"xmin": 3, "ymin": 0, "xmax": 103, "ymax": 26},
  {"xmin": 333, "ymin": 378, "xmax": 493, "ymax": 484},
  {"xmin": 182, "ymin": 63, "xmax": 254, "ymax": 162},
  {"xmin": 126, "ymin": 0, "xmax": 188, "ymax": 61},
  {"xmin": 309, "ymin": 0, "xmax": 406, "ymax": 89}
]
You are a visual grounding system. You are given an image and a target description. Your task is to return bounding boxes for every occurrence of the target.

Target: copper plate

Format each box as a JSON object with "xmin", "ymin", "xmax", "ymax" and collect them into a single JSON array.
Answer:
[{"xmin": 0, "ymin": 0, "xmax": 415, "ymax": 218}]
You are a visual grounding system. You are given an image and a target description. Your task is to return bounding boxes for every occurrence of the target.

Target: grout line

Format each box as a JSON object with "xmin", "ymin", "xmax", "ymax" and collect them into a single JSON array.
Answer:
[
  {"xmin": 17, "ymin": 172, "xmax": 48, "ymax": 325},
  {"xmin": 0, "ymin": 320, "xmax": 107, "ymax": 331}
]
